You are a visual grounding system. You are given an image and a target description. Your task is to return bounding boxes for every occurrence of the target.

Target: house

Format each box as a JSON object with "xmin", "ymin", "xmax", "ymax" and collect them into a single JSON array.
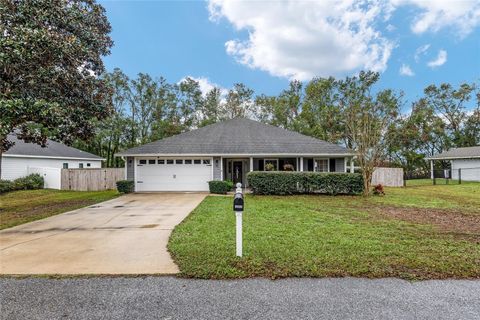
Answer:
[
  {"xmin": 426, "ymin": 146, "xmax": 480, "ymax": 182},
  {"xmin": 116, "ymin": 118, "xmax": 355, "ymax": 192},
  {"xmin": 1, "ymin": 133, "xmax": 103, "ymax": 182}
]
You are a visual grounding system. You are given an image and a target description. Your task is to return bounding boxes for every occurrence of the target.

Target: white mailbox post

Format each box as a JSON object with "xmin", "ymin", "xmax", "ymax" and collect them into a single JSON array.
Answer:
[{"xmin": 233, "ymin": 182, "xmax": 244, "ymax": 257}]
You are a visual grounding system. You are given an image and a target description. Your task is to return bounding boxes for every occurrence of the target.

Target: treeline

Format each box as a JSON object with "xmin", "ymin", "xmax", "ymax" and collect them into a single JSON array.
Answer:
[{"xmin": 75, "ymin": 68, "xmax": 479, "ymax": 172}]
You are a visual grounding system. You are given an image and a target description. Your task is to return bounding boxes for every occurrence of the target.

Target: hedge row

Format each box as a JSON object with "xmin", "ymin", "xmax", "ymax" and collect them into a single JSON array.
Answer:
[
  {"xmin": 247, "ymin": 171, "xmax": 364, "ymax": 195},
  {"xmin": 0, "ymin": 174, "xmax": 44, "ymax": 194},
  {"xmin": 208, "ymin": 180, "xmax": 234, "ymax": 194},
  {"xmin": 116, "ymin": 180, "xmax": 135, "ymax": 193}
]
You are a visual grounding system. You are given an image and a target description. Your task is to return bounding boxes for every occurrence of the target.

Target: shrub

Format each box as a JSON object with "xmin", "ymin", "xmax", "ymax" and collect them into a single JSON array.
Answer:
[
  {"xmin": 0, "ymin": 179, "xmax": 13, "ymax": 194},
  {"xmin": 12, "ymin": 174, "xmax": 44, "ymax": 190},
  {"xmin": 372, "ymin": 184, "xmax": 385, "ymax": 196},
  {"xmin": 116, "ymin": 180, "xmax": 135, "ymax": 193},
  {"xmin": 208, "ymin": 180, "xmax": 233, "ymax": 194},
  {"xmin": 247, "ymin": 171, "xmax": 364, "ymax": 195}
]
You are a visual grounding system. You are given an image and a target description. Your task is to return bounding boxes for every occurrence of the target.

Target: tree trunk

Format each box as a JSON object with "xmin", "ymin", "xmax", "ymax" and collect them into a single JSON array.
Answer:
[
  {"xmin": 362, "ymin": 168, "xmax": 373, "ymax": 196},
  {"xmin": 0, "ymin": 148, "xmax": 2, "ymax": 180}
]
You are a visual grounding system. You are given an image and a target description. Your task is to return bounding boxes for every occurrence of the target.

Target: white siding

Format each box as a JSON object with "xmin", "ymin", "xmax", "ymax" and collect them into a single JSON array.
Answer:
[
  {"xmin": 451, "ymin": 159, "xmax": 480, "ymax": 181},
  {"xmin": 27, "ymin": 167, "xmax": 62, "ymax": 189},
  {"xmin": 1, "ymin": 156, "xmax": 101, "ymax": 181}
]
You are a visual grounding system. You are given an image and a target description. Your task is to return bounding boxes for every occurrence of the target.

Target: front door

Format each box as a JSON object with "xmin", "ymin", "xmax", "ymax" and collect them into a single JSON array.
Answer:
[{"xmin": 232, "ymin": 161, "xmax": 243, "ymax": 185}]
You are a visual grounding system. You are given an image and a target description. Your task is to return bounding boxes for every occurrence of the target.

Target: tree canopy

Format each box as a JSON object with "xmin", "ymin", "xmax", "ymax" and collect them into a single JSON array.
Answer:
[{"xmin": 0, "ymin": 0, "xmax": 113, "ymax": 162}]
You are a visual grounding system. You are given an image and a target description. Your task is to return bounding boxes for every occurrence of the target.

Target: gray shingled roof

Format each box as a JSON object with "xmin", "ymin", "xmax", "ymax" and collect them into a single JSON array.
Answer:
[
  {"xmin": 426, "ymin": 146, "xmax": 480, "ymax": 160},
  {"xmin": 117, "ymin": 118, "xmax": 352, "ymax": 156},
  {"xmin": 4, "ymin": 133, "xmax": 103, "ymax": 160}
]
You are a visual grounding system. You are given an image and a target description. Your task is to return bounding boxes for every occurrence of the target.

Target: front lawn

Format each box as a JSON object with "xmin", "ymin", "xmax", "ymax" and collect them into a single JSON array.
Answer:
[
  {"xmin": 169, "ymin": 183, "xmax": 480, "ymax": 280},
  {"xmin": 0, "ymin": 189, "xmax": 119, "ymax": 230}
]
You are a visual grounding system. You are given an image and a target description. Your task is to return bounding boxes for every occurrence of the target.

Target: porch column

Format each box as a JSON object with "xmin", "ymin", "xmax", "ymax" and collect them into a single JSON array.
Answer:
[
  {"xmin": 220, "ymin": 157, "xmax": 223, "ymax": 180},
  {"xmin": 249, "ymin": 157, "xmax": 253, "ymax": 172},
  {"xmin": 300, "ymin": 157, "xmax": 304, "ymax": 171},
  {"xmin": 350, "ymin": 157, "xmax": 354, "ymax": 173}
]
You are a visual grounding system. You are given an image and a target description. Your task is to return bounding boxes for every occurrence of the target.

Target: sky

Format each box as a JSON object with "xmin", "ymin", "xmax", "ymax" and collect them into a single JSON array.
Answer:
[{"xmin": 101, "ymin": 0, "xmax": 480, "ymax": 111}]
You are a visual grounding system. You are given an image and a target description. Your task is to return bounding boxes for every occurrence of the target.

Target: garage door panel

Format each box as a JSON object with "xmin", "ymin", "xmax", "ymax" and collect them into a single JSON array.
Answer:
[{"xmin": 136, "ymin": 161, "xmax": 212, "ymax": 191}]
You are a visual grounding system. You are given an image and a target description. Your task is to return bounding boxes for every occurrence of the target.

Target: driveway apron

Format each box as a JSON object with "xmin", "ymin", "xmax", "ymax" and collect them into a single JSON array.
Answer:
[{"xmin": 0, "ymin": 193, "xmax": 206, "ymax": 275}]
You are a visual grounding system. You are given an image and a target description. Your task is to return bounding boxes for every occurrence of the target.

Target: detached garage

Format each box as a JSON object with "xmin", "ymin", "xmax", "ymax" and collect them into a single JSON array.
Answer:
[
  {"xmin": 427, "ymin": 146, "xmax": 480, "ymax": 182},
  {"xmin": 2, "ymin": 133, "xmax": 103, "ymax": 184}
]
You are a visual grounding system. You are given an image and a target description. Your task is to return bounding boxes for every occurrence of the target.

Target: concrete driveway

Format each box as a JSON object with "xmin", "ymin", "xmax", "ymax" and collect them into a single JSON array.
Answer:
[{"xmin": 0, "ymin": 193, "xmax": 207, "ymax": 275}]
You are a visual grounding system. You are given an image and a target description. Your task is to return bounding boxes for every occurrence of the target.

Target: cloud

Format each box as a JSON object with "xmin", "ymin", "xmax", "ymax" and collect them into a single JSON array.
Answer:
[
  {"xmin": 208, "ymin": 1, "xmax": 477, "ymax": 80},
  {"xmin": 427, "ymin": 50, "xmax": 447, "ymax": 68},
  {"xmin": 414, "ymin": 44, "xmax": 430, "ymax": 62},
  {"xmin": 179, "ymin": 76, "xmax": 227, "ymax": 97},
  {"xmin": 208, "ymin": 0, "xmax": 394, "ymax": 80},
  {"xmin": 386, "ymin": 24, "xmax": 397, "ymax": 32},
  {"xmin": 392, "ymin": 0, "xmax": 480, "ymax": 37},
  {"xmin": 399, "ymin": 64, "xmax": 415, "ymax": 76}
]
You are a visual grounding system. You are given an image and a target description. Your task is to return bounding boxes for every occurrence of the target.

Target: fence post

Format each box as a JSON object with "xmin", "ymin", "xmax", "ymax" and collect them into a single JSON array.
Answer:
[
  {"xmin": 458, "ymin": 168, "xmax": 462, "ymax": 185},
  {"xmin": 430, "ymin": 160, "xmax": 435, "ymax": 185}
]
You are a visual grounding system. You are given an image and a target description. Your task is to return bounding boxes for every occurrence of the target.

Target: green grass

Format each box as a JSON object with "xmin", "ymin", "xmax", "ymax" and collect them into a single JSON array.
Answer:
[
  {"xmin": 169, "ymin": 183, "xmax": 480, "ymax": 280},
  {"xmin": 0, "ymin": 189, "xmax": 119, "ymax": 230},
  {"xmin": 405, "ymin": 178, "xmax": 468, "ymax": 187}
]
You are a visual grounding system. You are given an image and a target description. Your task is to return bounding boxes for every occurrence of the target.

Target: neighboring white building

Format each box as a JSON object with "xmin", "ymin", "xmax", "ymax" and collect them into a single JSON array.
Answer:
[
  {"xmin": 426, "ymin": 146, "xmax": 480, "ymax": 182},
  {"xmin": 1, "ymin": 133, "xmax": 103, "ymax": 183}
]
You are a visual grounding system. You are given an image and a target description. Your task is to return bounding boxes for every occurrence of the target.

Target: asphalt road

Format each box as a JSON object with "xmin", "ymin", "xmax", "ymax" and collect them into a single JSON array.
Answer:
[{"xmin": 1, "ymin": 277, "xmax": 479, "ymax": 320}]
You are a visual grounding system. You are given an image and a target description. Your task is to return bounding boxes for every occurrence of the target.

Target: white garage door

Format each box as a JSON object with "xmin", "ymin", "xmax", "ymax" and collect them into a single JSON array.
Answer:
[{"xmin": 136, "ymin": 158, "xmax": 212, "ymax": 191}]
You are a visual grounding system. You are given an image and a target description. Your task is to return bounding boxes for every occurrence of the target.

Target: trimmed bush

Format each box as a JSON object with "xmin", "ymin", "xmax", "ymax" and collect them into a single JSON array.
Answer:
[
  {"xmin": 208, "ymin": 180, "xmax": 234, "ymax": 194},
  {"xmin": 116, "ymin": 180, "xmax": 135, "ymax": 193},
  {"xmin": 0, "ymin": 179, "xmax": 13, "ymax": 194},
  {"xmin": 12, "ymin": 174, "xmax": 44, "ymax": 191},
  {"xmin": 247, "ymin": 171, "xmax": 364, "ymax": 195}
]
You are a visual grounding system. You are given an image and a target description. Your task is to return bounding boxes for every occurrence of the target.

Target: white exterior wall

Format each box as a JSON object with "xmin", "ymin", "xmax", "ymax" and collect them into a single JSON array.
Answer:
[
  {"xmin": 27, "ymin": 167, "xmax": 62, "ymax": 189},
  {"xmin": 451, "ymin": 159, "xmax": 480, "ymax": 181},
  {"xmin": 1, "ymin": 156, "xmax": 101, "ymax": 181}
]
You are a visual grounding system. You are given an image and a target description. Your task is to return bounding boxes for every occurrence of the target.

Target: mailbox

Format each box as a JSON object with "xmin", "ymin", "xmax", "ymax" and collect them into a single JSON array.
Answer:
[{"xmin": 233, "ymin": 193, "xmax": 244, "ymax": 212}]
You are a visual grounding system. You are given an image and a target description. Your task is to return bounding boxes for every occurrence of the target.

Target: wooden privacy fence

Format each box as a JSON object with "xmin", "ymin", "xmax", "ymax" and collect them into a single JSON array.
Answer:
[
  {"xmin": 61, "ymin": 168, "xmax": 125, "ymax": 191},
  {"xmin": 371, "ymin": 167, "xmax": 404, "ymax": 187}
]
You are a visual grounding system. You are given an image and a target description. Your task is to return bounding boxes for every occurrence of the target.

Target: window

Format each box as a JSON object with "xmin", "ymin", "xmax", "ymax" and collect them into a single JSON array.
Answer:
[
  {"xmin": 184, "ymin": 159, "xmax": 192, "ymax": 164},
  {"xmin": 158, "ymin": 159, "xmax": 165, "ymax": 164},
  {"xmin": 79, "ymin": 163, "xmax": 84, "ymax": 169},
  {"xmin": 166, "ymin": 159, "xmax": 174, "ymax": 164},
  {"xmin": 203, "ymin": 159, "xmax": 211, "ymax": 165},
  {"xmin": 63, "ymin": 163, "xmax": 68, "ymax": 169},
  {"xmin": 194, "ymin": 159, "xmax": 201, "ymax": 164},
  {"xmin": 175, "ymin": 159, "xmax": 183, "ymax": 164},
  {"xmin": 314, "ymin": 159, "xmax": 329, "ymax": 172},
  {"xmin": 263, "ymin": 159, "xmax": 278, "ymax": 171},
  {"xmin": 87, "ymin": 163, "xmax": 91, "ymax": 167},
  {"xmin": 139, "ymin": 159, "xmax": 147, "ymax": 165},
  {"xmin": 148, "ymin": 159, "xmax": 156, "ymax": 165}
]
